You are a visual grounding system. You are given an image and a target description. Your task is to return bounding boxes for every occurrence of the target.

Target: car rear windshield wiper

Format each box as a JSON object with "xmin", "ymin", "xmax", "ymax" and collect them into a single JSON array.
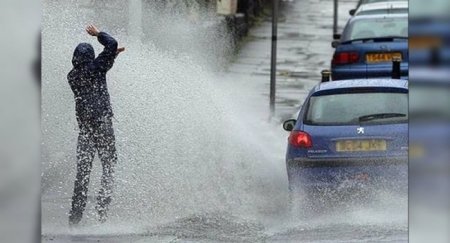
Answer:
[
  {"xmin": 358, "ymin": 113, "xmax": 407, "ymax": 122},
  {"xmin": 342, "ymin": 36, "xmax": 408, "ymax": 44}
]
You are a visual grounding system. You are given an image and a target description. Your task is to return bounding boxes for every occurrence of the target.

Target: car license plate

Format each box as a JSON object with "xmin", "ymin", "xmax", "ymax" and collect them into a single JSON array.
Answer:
[
  {"xmin": 409, "ymin": 37, "xmax": 442, "ymax": 49},
  {"xmin": 366, "ymin": 52, "xmax": 402, "ymax": 63},
  {"xmin": 336, "ymin": 140, "xmax": 387, "ymax": 152},
  {"xmin": 409, "ymin": 144, "xmax": 425, "ymax": 158}
]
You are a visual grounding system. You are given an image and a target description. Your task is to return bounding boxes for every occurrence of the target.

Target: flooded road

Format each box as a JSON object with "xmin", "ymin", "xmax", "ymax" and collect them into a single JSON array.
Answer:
[{"xmin": 41, "ymin": 0, "xmax": 407, "ymax": 242}]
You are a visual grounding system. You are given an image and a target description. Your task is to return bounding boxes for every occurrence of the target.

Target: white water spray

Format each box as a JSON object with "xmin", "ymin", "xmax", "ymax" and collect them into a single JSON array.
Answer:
[
  {"xmin": 128, "ymin": 0, "xmax": 143, "ymax": 39},
  {"xmin": 42, "ymin": 0, "xmax": 288, "ymax": 235}
]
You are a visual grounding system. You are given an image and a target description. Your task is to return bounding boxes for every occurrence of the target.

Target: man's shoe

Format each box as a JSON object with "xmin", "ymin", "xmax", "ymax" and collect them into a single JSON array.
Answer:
[{"xmin": 68, "ymin": 213, "xmax": 82, "ymax": 226}]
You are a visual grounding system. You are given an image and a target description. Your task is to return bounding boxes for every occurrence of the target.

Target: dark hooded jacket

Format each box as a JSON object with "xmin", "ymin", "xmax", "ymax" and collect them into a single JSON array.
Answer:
[{"xmin": 68, "ymin": 32, "xmax": 118, "ymax": 123}]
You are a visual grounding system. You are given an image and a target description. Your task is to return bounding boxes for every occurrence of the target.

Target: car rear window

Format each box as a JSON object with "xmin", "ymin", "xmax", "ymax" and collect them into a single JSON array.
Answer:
[
  {"xmin": 305, "ymin": 91, "xmax": 408, "ymax": 125},
  {"xmin": 410, "ymin": 83, "xmax": 450, "ymax": 121},
  {"xmin": 343, "ymin": 16, "xmax": 408, "ymax": 41}
]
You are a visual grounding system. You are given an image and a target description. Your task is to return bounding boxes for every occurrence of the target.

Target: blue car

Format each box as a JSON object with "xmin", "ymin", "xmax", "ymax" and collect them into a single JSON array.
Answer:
[
  {"xmin": 283, "ymin": 79, "xmax": 408, "ymax": 199},
  {"xmin": 409, "ymin": 68, "xmax": 450, "ymax": 213},
  {"xmin": 409, "ymin": 17, "xmax": 450, "ymax": 66},
  {"xmin": 331, "ymin": 14, "xmax": 408, "ymax": 80}
]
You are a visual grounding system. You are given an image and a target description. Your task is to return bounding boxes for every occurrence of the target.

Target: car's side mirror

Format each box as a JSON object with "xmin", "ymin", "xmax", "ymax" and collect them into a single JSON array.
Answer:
[
  {"xmin": 331, "ymin": 40, "xmax": 340, "ymax": 48},
  {"xmin": 283, "ymin": 119, "xmax": 297, "ymax": 132},
  {"xmin": 349, "ymin": 9, "xmax": 356, "ymax": 16},
  {"xmin": 333, "ymin": 33, "xmax": 341, "ymax": 40}
]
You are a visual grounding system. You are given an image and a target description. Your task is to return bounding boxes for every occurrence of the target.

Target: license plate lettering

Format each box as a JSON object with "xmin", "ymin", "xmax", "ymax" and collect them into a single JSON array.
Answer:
[
  {"xmin": 336, "ymin": 140, "xmax": 386, "ymax": 152},
  {"xmin": 366, "ymin": 52, "xmax": 402, "ymax": 63}
]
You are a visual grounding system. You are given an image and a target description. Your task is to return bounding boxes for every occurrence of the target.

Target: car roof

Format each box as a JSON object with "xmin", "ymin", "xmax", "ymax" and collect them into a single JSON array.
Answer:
[
  {"xmin": 357, "ymin": 1, "xmax": 408, "ymax": 13},
  {"xmin": 361, "ymin": 0, "xmax": 407, "ymax": 4},
  {"xmin": 315, "ymin": 79, "xmax": 408, "ymax": 92},
  {"xmin": 349, "ymin": 13, "xmax": 408, "ymax": 24}
]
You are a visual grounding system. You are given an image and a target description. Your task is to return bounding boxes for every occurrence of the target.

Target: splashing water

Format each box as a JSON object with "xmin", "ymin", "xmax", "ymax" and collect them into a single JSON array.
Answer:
[{"xmin": 42, "ymin": 0, "xmax": 288, "ymax": 236}]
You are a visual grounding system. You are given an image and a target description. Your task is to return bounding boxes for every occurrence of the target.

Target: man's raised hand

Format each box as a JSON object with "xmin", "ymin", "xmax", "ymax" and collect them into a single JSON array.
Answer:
[
  {"xmin": 86, "ymin": 25, "xmax": 125, "ymax": 56},
  {"xmin": 86, "ymin": 25, "xmax": 100, "ymax": 37}
]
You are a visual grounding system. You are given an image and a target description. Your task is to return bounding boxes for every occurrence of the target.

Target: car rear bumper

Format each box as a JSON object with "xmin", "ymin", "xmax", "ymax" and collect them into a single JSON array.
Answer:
[
  {"xmin": 286, "ymin": 156, "xmax": 408, "ymax": 191},
  {"xmin": 288, "ymin": 156, "xmax": 407, "ymax": 168}
]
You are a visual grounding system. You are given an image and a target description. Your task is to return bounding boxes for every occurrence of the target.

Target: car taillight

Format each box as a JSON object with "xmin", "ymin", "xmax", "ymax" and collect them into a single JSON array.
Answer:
[
  {"xmin": 288, "ymin": 131, "xmax": 313, "ymax": 148},
  {"xmin": 332, "ymin": 52, "xmax": 359, "ymax": 65}
]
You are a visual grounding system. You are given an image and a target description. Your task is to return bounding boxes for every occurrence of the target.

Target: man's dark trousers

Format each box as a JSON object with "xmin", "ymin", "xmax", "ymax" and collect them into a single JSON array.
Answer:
[{"xmin": 69, "ymin": 116, "xmax": 117, "ymax": 224}]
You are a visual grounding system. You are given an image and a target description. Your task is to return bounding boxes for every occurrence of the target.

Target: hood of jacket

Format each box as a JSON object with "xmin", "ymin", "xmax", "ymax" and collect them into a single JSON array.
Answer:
[{"xmin": 72, "ymin": 43, "xmax": 95, "ymax": 67}]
